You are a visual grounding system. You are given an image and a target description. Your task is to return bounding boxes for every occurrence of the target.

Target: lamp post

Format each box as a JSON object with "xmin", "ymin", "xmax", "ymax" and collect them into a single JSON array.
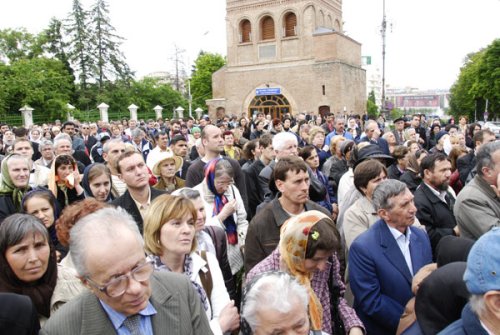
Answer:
[
  {"xmin": 175, "ymin": 106, "xmax": 185, "ymax": 119},
  {"xmin": 128, "ymin": 104, "xmax": 138, "ymax": 121},
  {"xmin": 380, "ymin": 0, "xmax": 387, "ymax": 116},
  {"xmin": 188, "ymin": 78, "xmax": 193, "ymax": 118}
]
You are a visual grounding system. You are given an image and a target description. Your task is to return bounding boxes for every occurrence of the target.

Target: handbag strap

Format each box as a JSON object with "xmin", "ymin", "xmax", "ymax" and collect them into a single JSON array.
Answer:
[{"xmin": 198, "ymin": 250, "xmax": 213, "ymax": 305}]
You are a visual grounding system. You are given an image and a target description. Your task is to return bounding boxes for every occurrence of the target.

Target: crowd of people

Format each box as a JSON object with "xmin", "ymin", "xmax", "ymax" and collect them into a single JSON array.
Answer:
[{"xmin": 0, "ymin": 111, "xmax": 499, "ymax": 335}]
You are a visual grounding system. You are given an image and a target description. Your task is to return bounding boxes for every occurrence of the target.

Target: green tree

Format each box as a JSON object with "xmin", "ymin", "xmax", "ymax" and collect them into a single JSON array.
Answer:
[
  {"xmin": 89, "ymin": 0, "xmax": 133, "ymax": 89},
  {"xmin": 66, "ymin": 0, "xmax": 94, "ymax": 90},
  {"xmin": 449, "ymin": 39, "xmax": 499, "ymax": 121},
  {"xmin": 366, "ymin": 90, "xmax": 379, "ymax": 117},
  {"xmin": 0, "ymin": 57, "xmax": 74, "ymax": 120},
  {"xmin": 0, "ymin": 28, "xmax": 41, "ymax": 63},
  {"xmin": 190, "ymin": 52, "xmax": 226, "ymax": 109}
]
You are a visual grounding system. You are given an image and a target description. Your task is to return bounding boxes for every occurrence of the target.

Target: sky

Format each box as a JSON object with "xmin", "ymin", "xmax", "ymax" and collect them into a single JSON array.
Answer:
[{"xmin": 1, "ymin": 0, "xmax": 499, "ymax": 91}]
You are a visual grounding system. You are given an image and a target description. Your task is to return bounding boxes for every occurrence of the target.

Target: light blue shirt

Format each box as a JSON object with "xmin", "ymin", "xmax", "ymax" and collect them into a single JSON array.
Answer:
[
  {"xmin": 100, "ymin": 300, "xmax": 157, "ymax": 335},
  {"xmin": 387, "ymin": 224, "xmax": 414, "ymax": 276},
  {"xmin": 325, "ymin": 129, "xmax": 354, "ymax": 146}
]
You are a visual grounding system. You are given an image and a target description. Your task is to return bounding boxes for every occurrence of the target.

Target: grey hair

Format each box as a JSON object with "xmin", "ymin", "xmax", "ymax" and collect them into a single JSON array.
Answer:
[
  {"xmin": 364, "ymin": 119, "xmax": 378, "ymax": 131},
  {"xmin": 272, "ymin": 132, "xmax": 298, "ymax": 151},
  {"xmin": 102, "ymin": 138, "xmax": 124, "ymax": 154},
  {"xmin": 0, "ymin": 214, "xmax": 49, "ymax": 253},
  {"xmin": 476, "ymin": 141, "xmax": 500, "ymax": 177},
  {"xmin": 39, "ymin": 139, "xmax": 54, "ymax": 150},
  {"xmin": 69, "ymin": 207, "xmax": 143, "ymax": 277},
  {"xmin": 469, "ymin": 294, "xmax": 486, "ymax": 316},
  {"xmin": 242, "ymin": 272, "xmax": 309, "ymax": 332},
  {"xmin": 372, "ymin": 179, "xmax": 408, "ymax": 211},
  {"xmin": 172, "ymin": 187, "xmax": 201, "ymax": 200},
  {"xmin": 131, "ymin": 128, "xmax": 143, "ymax": 138},
  {"xmin": 53, "ymin": 133, "xmax": 72, "ymax": 148},
  {"xmin": 215, "ymin": 159, "xmax": 234, "ymax": 179}
]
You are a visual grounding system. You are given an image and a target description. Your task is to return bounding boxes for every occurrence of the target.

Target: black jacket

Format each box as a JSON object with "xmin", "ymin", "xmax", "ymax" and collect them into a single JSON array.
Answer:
[
  {"xmin": 400, "ymin": 169, "xmax": 421, "ymax": 193},
  {"xmin": 414, "ymin": 183, "xmax": 457, "ymax": 257},
  {"xmin": 112, "ymin": 187, "xmax": 166, "ymax": 234},
  {"xmin": 0, "ymin": 195, "xmax": 17, "ymax": 224},
  {"xmin": 456, "ymin": 151, "xmax": 475, "ymax": 185}
]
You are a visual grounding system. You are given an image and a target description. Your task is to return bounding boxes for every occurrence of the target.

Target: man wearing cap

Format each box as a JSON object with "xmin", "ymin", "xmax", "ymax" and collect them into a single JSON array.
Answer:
[
  {"xmin": 438, "ymin": 228, "xmax": 500, "ymax": 334},
  {"xmin": 455, "ymin": 141, "xmax": 500, "ymax": 240},
  {"xmin": 392, "ymin": 117, "xmax": 406, "ymax": 145}
]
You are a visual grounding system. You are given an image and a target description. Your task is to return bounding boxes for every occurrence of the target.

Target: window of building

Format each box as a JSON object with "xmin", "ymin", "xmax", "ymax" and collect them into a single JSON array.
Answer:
[
  {"xmin": 240, "ymin": 19, "xmax": 251, "ymax": 43},
  {"xmin": 284, "ymin": 12, "xmax": 297, "ymax": 37},
  {"xmin": 261, "ymin": 16, "xmax": 275, "ymax": 40}
]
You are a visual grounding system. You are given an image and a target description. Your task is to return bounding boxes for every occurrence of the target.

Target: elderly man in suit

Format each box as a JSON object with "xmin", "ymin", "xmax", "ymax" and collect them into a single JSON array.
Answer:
[
  {"xmin": 349, "ymin": 179, "xmax": 432, "ymax": 335},
  {"xmin": 41, "ymin": 207, "xmax": 211, "ymax": 335}
]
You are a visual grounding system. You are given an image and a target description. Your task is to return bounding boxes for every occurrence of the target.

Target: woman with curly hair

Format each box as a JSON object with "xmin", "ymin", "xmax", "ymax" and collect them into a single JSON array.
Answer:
[{"xmin": 50, "ymin": 198, "xmax": 109, "ymax": 312}]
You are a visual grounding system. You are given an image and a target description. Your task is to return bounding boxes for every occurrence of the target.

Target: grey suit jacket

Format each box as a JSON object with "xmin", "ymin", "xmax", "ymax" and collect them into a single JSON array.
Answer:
[{"xmin": 41, "ymin": 272, "xmax": 212, "ymax": 335}]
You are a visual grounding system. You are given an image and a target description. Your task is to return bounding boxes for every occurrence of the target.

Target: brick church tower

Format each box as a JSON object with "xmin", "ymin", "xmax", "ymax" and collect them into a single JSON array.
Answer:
[{"xmin": 207, "ymin": 0, "xmax": 366, "ymax": 120}]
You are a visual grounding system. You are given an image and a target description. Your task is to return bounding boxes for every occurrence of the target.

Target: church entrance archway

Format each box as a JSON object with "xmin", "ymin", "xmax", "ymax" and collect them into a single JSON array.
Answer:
[{"xmin": 248, "ymin": 94, "xmax": 291, "ymax": 119}]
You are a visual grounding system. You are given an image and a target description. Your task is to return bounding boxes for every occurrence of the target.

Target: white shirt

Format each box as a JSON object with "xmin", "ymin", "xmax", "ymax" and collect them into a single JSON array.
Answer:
[{"xmin": 387, "ymin": 224, "xmax": 414, "ymax": 276}]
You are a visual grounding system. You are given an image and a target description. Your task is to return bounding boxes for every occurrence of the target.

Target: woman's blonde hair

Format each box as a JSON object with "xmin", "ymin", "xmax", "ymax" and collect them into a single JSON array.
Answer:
[
  {"xmin": 143, "ymin": 194, "xmax": 198, "ymax": 255},
  {"xmin": 329, "ymin": 135, "xmax": 346, "ymax": 155}
]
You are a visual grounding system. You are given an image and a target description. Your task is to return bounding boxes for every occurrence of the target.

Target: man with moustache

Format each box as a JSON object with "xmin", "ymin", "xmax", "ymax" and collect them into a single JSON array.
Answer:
[
  {"xmin": 244, "ymin": 156, "xmax": 330, "ymax": 272},
  {"xmin": 41, "ymin": 207, "xmax": 211, "ymax": 334},
  {"xmin": 349, "ymin": 180, "xmax": 432, "ymax": 335},
  {"xmin": 414, "ymin": 153, "xmax": 459, "ymax": 257}
]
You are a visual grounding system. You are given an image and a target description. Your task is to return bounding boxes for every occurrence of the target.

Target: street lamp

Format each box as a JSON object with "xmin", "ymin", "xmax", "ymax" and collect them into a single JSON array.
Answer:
[{"xmin": 188, "ymin": 78, "xmax": 192, "ymax": 118}]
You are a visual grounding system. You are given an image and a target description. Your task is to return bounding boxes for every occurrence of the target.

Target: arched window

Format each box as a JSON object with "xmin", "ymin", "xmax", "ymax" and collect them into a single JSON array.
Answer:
[
  {"xmin": 284, "ymin": 12, "xmax": 297, "ymax": 37},
  {"xmin": 261, "ymin": 16, "xmax": 275, "ymax": 40},
  {"xmin": 240, "ymin": 19, "xmax": 251, "ymax": 43}
]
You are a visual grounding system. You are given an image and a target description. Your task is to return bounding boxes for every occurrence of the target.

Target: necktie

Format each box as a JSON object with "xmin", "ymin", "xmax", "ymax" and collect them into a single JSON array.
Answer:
[{"xmin": 123, "ymin": 314, "xmax": 142, "ymax": 335}]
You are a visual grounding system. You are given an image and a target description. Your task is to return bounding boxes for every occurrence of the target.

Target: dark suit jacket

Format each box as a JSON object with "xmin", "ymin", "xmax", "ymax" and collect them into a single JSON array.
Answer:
[
  {"xmin": 349, "ymin": 219, "xmax": 432, "ymax": 335},
  {"xmin": 392, "ymin": 130, "xmax": 406, "ymax": 145},
  {"xmin": 457, "ymin": 151, "xmax": 475, "ymax": 184},
  {"xmin": 414, "ymin": 183, "xmax": 457, "ymax": 256},
  {"xmin": 40, "ymin": 272, "xmax": 211, "ymax": 335},
  {"xmin": 0, "ymin": 293, "xmax": 39, "ymax": 335},
  {"xmin": 83, "ymin": 135, "xmax": 98, "ymax": 153},
  {"xmin": 112, "ymin": 187, "xmax": 165, "ymax": 234}
]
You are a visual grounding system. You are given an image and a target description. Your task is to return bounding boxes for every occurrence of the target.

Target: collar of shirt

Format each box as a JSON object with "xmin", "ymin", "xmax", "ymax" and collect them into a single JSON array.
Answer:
[
  {"xmin": 100, "ymin": 300, "xmax": 157, "ymax": 333},
  {"xmin": 424, "ymin": 182, "xmax": 448, "ymax": 203},
  {"xmin": 387, "ymin": 223, "xmax": 412, "ymax": 243},
  {"xmin": 130, "ymin": 188, "xmax": 152, "ymax": 213}
]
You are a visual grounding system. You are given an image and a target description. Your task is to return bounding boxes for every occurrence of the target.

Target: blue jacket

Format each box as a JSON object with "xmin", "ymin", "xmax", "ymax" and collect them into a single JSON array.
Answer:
[
  {"xmin": 438, "ymin": 303, "xmax": 489, "ymax": 335},
  {"xmin": 349, "ymin": 219, "xmax": 432, "ymax": 335}
]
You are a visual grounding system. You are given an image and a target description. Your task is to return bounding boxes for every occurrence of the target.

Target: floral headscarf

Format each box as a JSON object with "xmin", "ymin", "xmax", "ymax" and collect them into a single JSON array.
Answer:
[
  {"xmin": 204, "ymin": 158, "xmax": 238, "ymax": 245},
  {"xmin": 279, "ymin": 210, "xmax": 331, "ymax": 331}
]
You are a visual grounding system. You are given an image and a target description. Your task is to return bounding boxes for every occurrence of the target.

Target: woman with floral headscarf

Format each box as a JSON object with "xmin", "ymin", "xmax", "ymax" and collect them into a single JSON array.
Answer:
[
  {"xmin": 193, "ymin": 158, "xmax": 248, "ymax": 276},
  {"xmin": 246, "ymin": 210, "xmax": 365, "ymax": 335}
]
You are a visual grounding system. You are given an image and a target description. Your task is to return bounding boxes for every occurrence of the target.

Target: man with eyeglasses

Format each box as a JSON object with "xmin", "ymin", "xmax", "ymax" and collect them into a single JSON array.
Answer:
[{"xmin": 41, "ymin": 207, "xmax": 211, "ymax": 335}]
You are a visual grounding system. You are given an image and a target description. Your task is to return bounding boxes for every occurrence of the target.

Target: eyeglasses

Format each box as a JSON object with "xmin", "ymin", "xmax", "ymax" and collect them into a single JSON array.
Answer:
[{"xmin": 85, "ymin": 259, "xmax": 154, "ymax": 297}]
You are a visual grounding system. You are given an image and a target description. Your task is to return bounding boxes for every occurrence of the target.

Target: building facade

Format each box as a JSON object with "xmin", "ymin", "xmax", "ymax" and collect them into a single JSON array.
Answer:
[{"xmin": 207, "ymin": 0, "xmax": 366, "ymax": 120}]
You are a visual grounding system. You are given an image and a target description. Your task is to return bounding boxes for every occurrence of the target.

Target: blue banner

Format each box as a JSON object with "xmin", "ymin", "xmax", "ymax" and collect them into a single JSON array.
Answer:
[{"xmin": 256, "ymin": 88, "xmax": 281, "ymax": 96}]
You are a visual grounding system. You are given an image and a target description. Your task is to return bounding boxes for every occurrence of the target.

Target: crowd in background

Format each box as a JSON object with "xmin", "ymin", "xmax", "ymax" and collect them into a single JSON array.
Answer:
[{"xmin": 0, "ymin": 110, "xmax": 499, "ymax": 335}]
